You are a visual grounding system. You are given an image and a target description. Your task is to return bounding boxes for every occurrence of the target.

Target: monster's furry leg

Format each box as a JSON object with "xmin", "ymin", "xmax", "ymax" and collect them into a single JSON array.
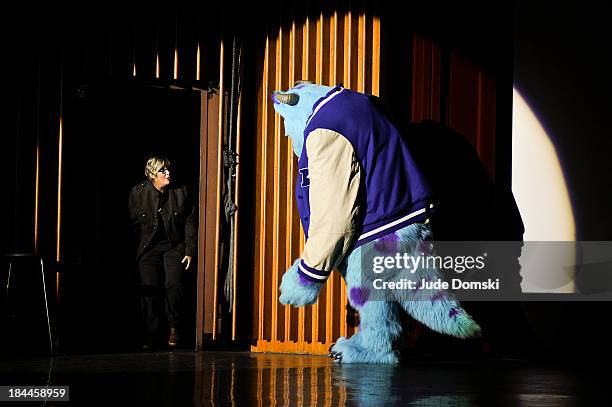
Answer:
[{"xmin": 330, "ymin": 301, "xmax": 402, "ymax": 364}]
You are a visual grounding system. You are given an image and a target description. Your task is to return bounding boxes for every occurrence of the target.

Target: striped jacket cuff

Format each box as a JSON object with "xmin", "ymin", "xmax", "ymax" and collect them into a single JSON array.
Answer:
[{"xmin": 297, "ymin": 259, "xmax": 331, "ymax": 283}]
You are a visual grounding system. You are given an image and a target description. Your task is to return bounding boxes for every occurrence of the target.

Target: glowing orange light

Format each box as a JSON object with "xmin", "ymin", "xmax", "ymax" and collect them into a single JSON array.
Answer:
[
  {"xmin": 56, "ymin": 115, "xmax": 63, "ymax": 262},
  {"xmin": 156, "ymin": 53, "xmax": 160, "ymax": 79},
  {"xmin": 196, "ymin": 44, "xmax": 201, "ymax": 81},
  {"xmin": 173, "ymin": 49, "xmax": 178, "ymax": 80},
  {"xmin": 34, "ymin": 143, "xmax": 40, "ymax": 254}
]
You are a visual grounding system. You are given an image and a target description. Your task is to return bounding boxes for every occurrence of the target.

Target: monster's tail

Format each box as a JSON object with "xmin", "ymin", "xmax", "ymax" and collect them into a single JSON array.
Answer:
[
  {"xmin": 392, "ymin": 222, "xmax": 482, "ymax": 339},
  {"xmin": 399, "ymin": 297, "xmax": 481, "ymax": 339}
]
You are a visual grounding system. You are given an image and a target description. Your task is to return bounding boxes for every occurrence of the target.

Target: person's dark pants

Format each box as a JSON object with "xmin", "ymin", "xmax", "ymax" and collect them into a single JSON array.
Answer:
[{"xmin": 138, "ymin": 239, "xmax": 184, "ymax": 344}]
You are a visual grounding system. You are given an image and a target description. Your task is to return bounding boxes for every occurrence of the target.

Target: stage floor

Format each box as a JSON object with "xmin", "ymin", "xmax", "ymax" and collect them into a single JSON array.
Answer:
[{"xmin": 0, "ymin": 351, "xmax": 600, "ymax": 406}]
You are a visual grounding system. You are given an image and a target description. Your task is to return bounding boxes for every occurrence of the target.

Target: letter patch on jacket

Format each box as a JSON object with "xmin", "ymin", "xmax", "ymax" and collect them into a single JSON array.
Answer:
[{"xmin": 299, "ymin": 168, "xmax": 310, "ymax": 187}]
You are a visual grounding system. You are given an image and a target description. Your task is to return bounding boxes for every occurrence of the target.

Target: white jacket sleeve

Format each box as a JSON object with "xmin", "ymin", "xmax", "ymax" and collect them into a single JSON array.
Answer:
[{"xmin": 297, "ymin": 128, "xmax": 362, "ymax": 282}]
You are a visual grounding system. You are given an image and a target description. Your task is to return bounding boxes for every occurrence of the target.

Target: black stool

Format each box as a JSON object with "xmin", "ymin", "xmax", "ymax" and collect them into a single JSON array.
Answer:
[{"xmin": 3, "ymin": 253, "xmax": 54, "ymax": 356}]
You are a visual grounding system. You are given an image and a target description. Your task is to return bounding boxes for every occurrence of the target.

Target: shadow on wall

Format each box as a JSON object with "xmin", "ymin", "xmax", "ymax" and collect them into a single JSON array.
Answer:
[
  {"xmin": 403, "ymin": 120, "xmax": 524, "ymax": 242},
  {"xmin": 397, "ymin": 120, "xmax": 533, "ymax": 357}
]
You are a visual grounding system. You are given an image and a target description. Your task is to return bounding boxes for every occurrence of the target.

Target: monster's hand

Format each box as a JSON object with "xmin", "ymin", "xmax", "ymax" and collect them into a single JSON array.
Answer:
[{"xmin": 279, "ymin": 259, "xmax": 324, "ymax": 306}]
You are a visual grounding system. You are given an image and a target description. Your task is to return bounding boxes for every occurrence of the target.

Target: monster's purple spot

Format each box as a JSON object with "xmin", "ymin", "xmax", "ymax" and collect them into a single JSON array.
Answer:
[
  {"xmin": 373, "ymin": 232, "xmax": 399, "ymax": 253},
  {"xmin": 448, "ymin": 308, "xmax": 460, "ymax": 318},
  {"xmin": 430, "ymin": 291, "xmax": 447, "ymax": 303},
  {"xmin": 271, "ymin": 93, "xmax": 279, "ymax": 105},
  {"xmin": 297, "ymin": 273, "xmax": 314, "ymax": 286},
  {"xmin": 349, "ymin": 286, "xmax": 370, "ymax": 307}
]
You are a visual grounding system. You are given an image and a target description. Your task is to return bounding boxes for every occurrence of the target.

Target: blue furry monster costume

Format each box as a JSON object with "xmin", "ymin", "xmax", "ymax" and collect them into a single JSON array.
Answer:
[{"xmin": 273, "ymin": 82, "xmax": 481, "ymax": 364}]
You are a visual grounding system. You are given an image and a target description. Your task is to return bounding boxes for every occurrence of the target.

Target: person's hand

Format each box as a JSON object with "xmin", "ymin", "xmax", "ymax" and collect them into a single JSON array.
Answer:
[{"xmin": 181, "ymin": 256, "xmax": 192, "ymax": 270}]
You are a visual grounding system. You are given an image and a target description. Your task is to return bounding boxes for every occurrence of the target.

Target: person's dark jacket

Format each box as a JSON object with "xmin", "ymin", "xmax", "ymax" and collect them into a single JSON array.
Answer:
[{"xmin": 128, "ymin": 180, "xmax": 197, "ymax": 260}]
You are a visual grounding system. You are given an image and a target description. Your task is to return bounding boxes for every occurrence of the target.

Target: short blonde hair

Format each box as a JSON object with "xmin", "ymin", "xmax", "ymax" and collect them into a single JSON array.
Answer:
[{"xmin": 145, "ymin": 156, "xmax": 171, "ymax": 180}]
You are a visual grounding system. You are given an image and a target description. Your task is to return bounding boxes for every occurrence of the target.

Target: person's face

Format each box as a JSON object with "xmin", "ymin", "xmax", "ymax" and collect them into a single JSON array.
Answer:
[{"xmin": 154, "ymin": 166, "xmax": 171, "ymax": 188}]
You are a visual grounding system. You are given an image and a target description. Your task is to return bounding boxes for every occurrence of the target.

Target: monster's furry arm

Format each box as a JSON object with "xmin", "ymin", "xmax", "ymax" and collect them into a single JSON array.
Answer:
[{"xmin": 298, "ymin": 129, "xmax": 362, "ymax": 282}]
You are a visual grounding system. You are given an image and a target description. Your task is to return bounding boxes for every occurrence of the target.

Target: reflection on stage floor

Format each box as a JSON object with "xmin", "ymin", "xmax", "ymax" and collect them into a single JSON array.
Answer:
[{"xmin": 0, "ymin": 351, "xmax": 599, "ymax": 406}]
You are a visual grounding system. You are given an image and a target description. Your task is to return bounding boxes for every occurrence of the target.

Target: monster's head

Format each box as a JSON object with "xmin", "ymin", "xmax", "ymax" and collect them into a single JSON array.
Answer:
[{"xmin": 272, "ymin": 81, "xmax": 334, "ymax": 157}]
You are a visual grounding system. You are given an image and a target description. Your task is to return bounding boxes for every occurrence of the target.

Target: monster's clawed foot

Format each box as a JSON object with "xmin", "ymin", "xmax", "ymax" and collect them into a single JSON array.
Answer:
[
  {"xmin": 328, "ymin": 342, "xmax": 342, "ymax": 362},
  {"xmin": 329, "ymin": 350, "xmax": 343, "ymax": 362},
  {"xmin": 329, "ymin": 336, "xmax": 399, "ymax": 364}
]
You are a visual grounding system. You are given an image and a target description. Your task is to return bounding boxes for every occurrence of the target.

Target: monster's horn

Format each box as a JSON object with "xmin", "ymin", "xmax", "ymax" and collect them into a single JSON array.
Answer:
[
  {"xmin": 273, "ymin": 91, "xmax": 299, "ymax": 105},
  {"xmin": 294, "ymin": 80, "xmax": 314, "ymax": 86}
]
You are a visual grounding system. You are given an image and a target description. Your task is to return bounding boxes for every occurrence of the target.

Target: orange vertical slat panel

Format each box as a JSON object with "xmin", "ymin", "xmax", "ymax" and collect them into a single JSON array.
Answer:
[
  {"xmin": 315, "ymin": 12, "xmax": 324, "ymax": 84},
  {"xmin": 340, "ymin": 10, "xmax": 353, "ymax": 338},
  {"xmin": 196, "ymin": 92, "xmax": 208, "ymax": 347},
  {"xmin": 257, "ymin": 36, "xmax": 270, "ymax": 341},
  {"xmin": 264, "ymin": 32, "xmax": 277, "ymax": 342},
  {"xmin": 328, "ymin": 9, "xmax": 344, "ymax": 343},
  {"xmin": 232, "ymin": 92, "xmax": 242, "ymax": 340},
  {"xmin": 311, "ymin": 11, "xmax": 323, "ymax": 345},
  {"xmin": 347, "ymin": 9, "xmax": 356, "ymax": 338},
  {"xmin": 251, "ymin": 8, "xmax": 381, "ymax": 355},
  {"xmin": 357, "ymin": 12, "xmax": 366, "ymax": 92},
  {"xmin": 325, "ymin": 9, "xmax": 336, "ymax": 345},
  {"xmin": 329, "ymin": 10, "xmax": 338, "ymax": 85},
  {"xmin": 280, "ymin": 25, "xmax": 290, "ymax": 342},
  {"xmin": 272, "ymin": 25, "xmax": 290, "ymax": 342},
  {"xmin": 285, "ymin": 21, "xmax": 296, "ymax": 342},
  {"xmin": 252, "ymin": 66, "xmax": 259, "ymax": 341},
  {"xmin": 212, "ymin": 39, "xmax": 224, "ymax": 339},
  {"xmin": 372, "ymin": 16, "xmax": 380, "ymax": 96},
  {"xmin": 271, "ymin": 29, "xmax": 281, "ymax": 343},
  {"xmin": 199, "ymin": 91, "xmax": 223, "ymax": 344},
  {"xmin": 299, "ymin": 16, "xmax": 309, "ymax": 345},
  {"xmin": 344, "ymin": 11, "xmax": 352, "ymax": 89},
  {"xmin": 291, "ymin": 19, "xmax": 305, "ymax": 342}
]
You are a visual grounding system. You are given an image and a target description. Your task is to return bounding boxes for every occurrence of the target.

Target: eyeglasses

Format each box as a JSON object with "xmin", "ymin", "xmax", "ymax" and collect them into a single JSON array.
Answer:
[{"xmin": 158, "ymin": 167, "xmax": 170, "ymax": 174}]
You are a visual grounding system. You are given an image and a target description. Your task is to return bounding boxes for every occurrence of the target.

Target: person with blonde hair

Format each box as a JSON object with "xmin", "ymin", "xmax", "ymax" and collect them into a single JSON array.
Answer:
[{"xmin": 128, "ymin": 155, "xmax": 196, "ymax": 350}]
